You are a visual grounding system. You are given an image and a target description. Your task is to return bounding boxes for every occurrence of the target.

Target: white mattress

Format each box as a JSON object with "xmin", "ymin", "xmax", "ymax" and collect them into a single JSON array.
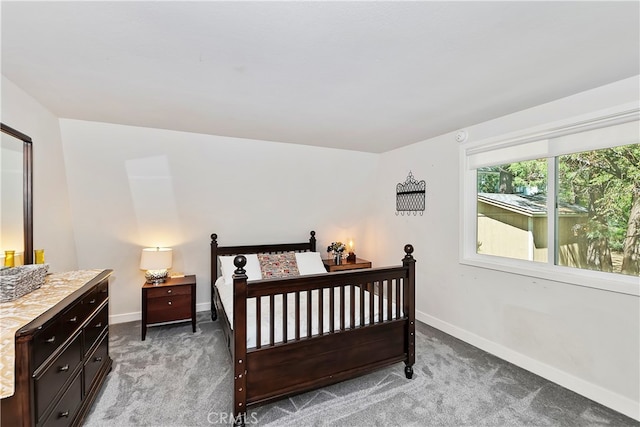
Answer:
[{"xmin": 215, "ymin": 276, "xmax": 398, "ymax": 348}]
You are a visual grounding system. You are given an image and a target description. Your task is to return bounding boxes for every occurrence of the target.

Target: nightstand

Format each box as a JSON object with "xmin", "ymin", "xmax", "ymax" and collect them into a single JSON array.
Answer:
[
  {"xmin": 141, "ymin": 275, "xmax": 196, "ymax": 340},
  {"xmin": 323, "ymin": 257, "xmax": 372, "ymax": 272}
]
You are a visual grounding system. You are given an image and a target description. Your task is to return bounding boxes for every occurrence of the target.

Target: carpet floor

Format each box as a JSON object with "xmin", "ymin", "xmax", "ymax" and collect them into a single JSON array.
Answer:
[{"xmin": 84, "ymin": 312, "xmax": 638, "ymax": 426}]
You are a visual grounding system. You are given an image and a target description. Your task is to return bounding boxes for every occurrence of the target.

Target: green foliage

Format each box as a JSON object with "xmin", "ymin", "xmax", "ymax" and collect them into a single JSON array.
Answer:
[
  {"xmin": 477, "ymin": 167, "xmax": 502, "ymax": 193},
  {"xmin": 507, "ymin": 159, "xmax": 547, "ymax": 191},
  {"xmin": 558, "ymin": 144, "xmax": 639, "ymax": 251}
]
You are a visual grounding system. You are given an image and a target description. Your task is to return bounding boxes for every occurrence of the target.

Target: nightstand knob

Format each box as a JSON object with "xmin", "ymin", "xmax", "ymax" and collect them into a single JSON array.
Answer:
[
  {"xmin": 168, "ymin": 301, "xmax": 172, "ymax": 305},
  {"xmin": 167, "ymin": 289, "xmax": 172, "ymax": 294}
]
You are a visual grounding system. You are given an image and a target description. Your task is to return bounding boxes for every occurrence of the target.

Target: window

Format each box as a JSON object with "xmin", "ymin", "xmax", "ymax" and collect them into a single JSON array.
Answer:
[{"xmin": 462, "ymin": 108, "xmax": 640, "ymax": 294}]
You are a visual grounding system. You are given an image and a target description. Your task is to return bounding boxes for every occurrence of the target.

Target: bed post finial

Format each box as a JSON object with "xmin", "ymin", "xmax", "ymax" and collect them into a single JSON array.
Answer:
[
  {"xmin": 211, "ymin": 233, "xmax": 218, "ymax": 246},
  {"xmin": 403, "ymin": 244, "xmax": 414, "ymax": 260},
  {"xmin": 309, "ymin": 230, "xmax": 316, "ymax": 252},
  {"xmin": 233, "ymin": 255, "xmax": 247, "ymax": 275}
]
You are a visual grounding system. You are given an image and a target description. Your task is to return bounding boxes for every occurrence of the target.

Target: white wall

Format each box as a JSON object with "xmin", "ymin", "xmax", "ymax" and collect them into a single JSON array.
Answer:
[
  {"xmin": 374, "ymin": 76, "xmax": 640, "ymax": 420},
  {"xmin": 58, "ymin": 119, "xmax": 379, "ymax": 323},
  {"xmin": 1, "ymin": 76, "xmax": 78, "ymax": 271}
]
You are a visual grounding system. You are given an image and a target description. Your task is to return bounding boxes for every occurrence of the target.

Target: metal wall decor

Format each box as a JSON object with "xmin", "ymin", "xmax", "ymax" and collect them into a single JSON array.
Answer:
[{"xmin": 396, "ymin": 171, "xmax": 425, "ymax": 216}]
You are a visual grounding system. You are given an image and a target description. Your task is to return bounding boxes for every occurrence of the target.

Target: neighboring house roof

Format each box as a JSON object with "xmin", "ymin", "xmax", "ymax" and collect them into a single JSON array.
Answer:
[{"xmin": 478, "ymin": 193, "xmax": 589, "ymax": 217}]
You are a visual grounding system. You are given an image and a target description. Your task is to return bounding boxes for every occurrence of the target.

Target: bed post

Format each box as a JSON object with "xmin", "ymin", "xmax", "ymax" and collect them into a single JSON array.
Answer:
[
  {"xmin": 309, "ymin": 230, "xmax": 316, "ymax": 251},
  {"xmin": 210, "ymin": 234, "xmax": 219, "ymax": 321},
  {"xmin": 232, "ymin": 255, "xmax": 248, "ymax": 426},
  {"xmin": 402, "ymin": 244, "xmax": 415, "ymax": 379}
]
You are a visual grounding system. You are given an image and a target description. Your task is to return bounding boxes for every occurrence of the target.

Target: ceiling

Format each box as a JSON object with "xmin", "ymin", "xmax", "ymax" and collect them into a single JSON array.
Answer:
[{"xmin": 2, "ymin": 1, "xmax": 638, "ymax": 153}]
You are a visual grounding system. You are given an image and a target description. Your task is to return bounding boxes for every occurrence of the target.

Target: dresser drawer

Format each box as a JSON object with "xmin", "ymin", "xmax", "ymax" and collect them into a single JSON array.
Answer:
[
  {"xmin": 83, "ymin": 285, "xmax": 106, "ymax": 314},
  {"xmin": 59, "ymin": 302, "xmax": 89, "ymax": 343},
  {"xmin": 33, "ymin": 321, "xmax": 63, "ymax": 369},
  {"xmin": 40, "ymin": 371, "xmax": 82, "ymax": 427},
  {"xmin": 146, "ymin": 285, "xmax": 191, "ymax": 299},
  {"xmin": 35, "ymin": 333, "xmax": 82, "ymax": 423},
  {"xmin": 146, "ymin": 295, "xmax": 191, "ymax": 323},
  {"xmin": 83, "ymin": 305, "xmax": 108, "ymax": 356},
  {"xmin": 84, "ymin": 333, "xmax": 108, "ymax": 393}
]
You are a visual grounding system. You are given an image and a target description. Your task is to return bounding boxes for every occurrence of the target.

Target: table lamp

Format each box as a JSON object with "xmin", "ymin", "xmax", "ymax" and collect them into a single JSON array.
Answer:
[
  {"xmin": 140, "ymin": 247, "xmax": 172, "ymax": 284},
  {"xmin": 347, "ymin": 239, "xmax": 356, "ymax": 263}
]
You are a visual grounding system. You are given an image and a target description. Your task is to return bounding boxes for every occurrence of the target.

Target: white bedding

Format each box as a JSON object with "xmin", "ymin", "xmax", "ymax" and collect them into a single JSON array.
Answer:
[{"xmin": 215, "ymin": 276, "xmax": 398, "ymax": 348}]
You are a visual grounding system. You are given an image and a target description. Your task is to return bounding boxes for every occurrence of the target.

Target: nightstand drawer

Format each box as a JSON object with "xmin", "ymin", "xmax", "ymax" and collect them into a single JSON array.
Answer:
[
  {"xmin": 146, "ymin": 285, "xmax": 191, "ymax": 299},
  {"xmin": 146, "ymin": 295, "xmax": 191, "ymax": 323}
]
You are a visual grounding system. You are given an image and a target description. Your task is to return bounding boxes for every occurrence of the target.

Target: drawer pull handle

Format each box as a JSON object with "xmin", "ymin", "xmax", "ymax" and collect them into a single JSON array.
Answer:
[
  {"xmin": 45, "ymin": 336, "xmax": 56, "ymax": 343},
  {"xmin": 94, "ymin": 356, "xmax": 103, "ymax": 362},
  {"xmin": 69, "ymin": 316, "xmax": 78, "ymax": 323},
  {"xmin": 94, "ymin": 322, "xmax": 103, "ymax": 328},
  {"xmin": 89, "ymin": 298, "xmax": 97, "ymax": 304},
  {"xmin": 167, "ymin": 289, "xmax": 172, "ymax": 294},
  {"xmin": 168, "ymin": 301, "xmax": 172, "ymax": 305},
  {"xmin": 59, "ymin": 411, "xmax": 70, "ymax": 418},
  {"xmin": 58, "ymin": 364, "xmax": 69, "ymax": 372}
]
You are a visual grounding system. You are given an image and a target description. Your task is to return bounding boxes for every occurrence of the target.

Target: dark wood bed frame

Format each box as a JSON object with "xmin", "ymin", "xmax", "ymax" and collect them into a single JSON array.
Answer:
[{"xmin": 210, "ymin": 231, "xmax": 415, "ymax": 425}]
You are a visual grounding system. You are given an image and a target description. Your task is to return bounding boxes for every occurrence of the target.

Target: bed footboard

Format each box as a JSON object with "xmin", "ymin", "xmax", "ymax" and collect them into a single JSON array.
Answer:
[{"xmin": 230, "ymin": 244, "xmax": 415, "ymax": 424}]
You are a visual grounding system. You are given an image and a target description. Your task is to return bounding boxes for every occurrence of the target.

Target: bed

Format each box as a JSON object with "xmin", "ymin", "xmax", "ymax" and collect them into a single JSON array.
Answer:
[{"xmin": 210, "ymin": 231, "xmax": 415, "ymax": 425}]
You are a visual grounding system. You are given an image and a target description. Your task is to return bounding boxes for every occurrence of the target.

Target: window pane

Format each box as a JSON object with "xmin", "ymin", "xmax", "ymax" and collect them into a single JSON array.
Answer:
[
  {"xmin": 557, "ymin": 144, "xmax": 640, "ymax": 276},
  {"xmin": 477, "ymin": 160, "xmax": 548, "ymax": 262}
]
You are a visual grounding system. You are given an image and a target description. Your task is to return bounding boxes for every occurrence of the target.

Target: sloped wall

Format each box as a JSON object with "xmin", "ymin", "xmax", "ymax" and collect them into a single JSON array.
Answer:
[{"xmin": 58, "ymin": 119, "xmax": 379, "ymax": 322}]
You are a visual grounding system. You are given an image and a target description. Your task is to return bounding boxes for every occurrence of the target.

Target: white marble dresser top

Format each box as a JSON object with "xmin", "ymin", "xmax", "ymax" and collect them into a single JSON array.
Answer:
[{"xmin": 0, "ymin": 269, "xmax": 104, "ymax": 399}]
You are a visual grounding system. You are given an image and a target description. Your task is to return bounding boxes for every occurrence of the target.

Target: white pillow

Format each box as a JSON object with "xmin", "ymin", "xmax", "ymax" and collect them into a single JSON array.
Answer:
[
  {"xmin": 295, "ymin": 252, "xmax": 327, "ymax": 275},
  {"xmin": 219, "ymin": 254, "xmax": 263, "ymax": 283}
]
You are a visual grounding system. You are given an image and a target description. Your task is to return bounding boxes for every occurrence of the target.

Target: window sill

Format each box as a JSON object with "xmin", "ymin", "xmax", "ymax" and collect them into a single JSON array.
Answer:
[{"xmin": 460, "ymin": 254, "xmax": 639, "ymax": 296}]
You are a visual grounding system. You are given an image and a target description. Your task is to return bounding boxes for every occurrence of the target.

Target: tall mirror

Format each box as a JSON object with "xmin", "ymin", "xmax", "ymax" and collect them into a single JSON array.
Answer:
[{"xmin": 1, "ymin": 123, "xmax": 33, "ymax": 265}]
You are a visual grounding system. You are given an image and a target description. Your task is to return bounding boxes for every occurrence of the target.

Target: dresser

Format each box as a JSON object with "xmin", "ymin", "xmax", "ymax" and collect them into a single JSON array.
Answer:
[{"xmin": 0, "ymin": 269, "xmax": 113, "ymax": 427}]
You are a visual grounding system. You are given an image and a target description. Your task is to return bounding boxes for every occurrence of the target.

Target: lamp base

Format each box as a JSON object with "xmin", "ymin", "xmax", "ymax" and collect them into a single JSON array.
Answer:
[
  {"xmin": 346, "ymin": 252, "xmax": 356, "ymax": 263},
  {"xmin": 145, "ymin": 269, "xmax": 168, "ymax": 285}
]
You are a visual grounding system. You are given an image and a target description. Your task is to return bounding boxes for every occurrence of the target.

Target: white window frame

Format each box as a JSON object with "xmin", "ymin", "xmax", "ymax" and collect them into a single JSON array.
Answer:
[{"xmin": 460, "ymin": 104, "xmax": 640, "ymax": 296}]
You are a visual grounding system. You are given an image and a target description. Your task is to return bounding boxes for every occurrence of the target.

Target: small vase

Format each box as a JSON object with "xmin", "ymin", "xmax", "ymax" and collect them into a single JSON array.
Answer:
[
  {"xmin": 4, "ymin": 251, "xmax": 15, "ymax": 268},
  {"xmin": 334, "ymin": 253, "xmax": 342, "ymax": 265}
]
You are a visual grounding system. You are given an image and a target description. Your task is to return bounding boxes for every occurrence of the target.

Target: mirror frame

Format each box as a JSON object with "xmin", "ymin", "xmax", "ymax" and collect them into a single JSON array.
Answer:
[{"xmin": 1, "ymin": 123, "xmax": 33, "ymax": 264}]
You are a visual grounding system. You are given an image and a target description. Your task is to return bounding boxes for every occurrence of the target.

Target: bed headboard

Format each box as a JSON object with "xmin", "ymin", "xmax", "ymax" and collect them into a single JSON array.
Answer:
[{"xmin": 210, "ymin": 230, "xmax": 317, "ymax": 282}]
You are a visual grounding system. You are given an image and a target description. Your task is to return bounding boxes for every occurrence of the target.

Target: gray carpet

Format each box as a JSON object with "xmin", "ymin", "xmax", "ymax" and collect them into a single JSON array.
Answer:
[{"xmin": 84, "ymin": 312, "xmax": 638, "ymax": 426}]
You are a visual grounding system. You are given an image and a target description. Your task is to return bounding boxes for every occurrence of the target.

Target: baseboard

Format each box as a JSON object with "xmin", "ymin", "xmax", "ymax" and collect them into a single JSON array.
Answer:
[
  {"xmin": 109, "ymin": 302, "xmax": 212, "ymax": 325},
  {"xmin": 109, "ymin": 311, "xmax": 139, "ymax": 325},
  {"xmin": 416, "ymin": 310, "xmax": 639, "ymax": 421}
]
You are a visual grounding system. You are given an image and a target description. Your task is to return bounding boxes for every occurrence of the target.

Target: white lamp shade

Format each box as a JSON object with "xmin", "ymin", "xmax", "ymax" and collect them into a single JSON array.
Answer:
[{"xmin": 140, "ymin": 247, "xmax": 172, "ymax": 270}]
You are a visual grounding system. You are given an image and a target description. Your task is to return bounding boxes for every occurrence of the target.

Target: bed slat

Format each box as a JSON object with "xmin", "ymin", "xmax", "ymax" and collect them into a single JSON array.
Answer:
[
  {"xmin": 295, "ymin": 292, "xmax": 300, "ymax": 340},
  {"xmin": 282, "ymin": 294, "xmax": 288, "ymax": 343},
  {"xmin": 318, "ymin": 288, "xmax": 324, "ymax": 335},
  {"xmin": 340, "ymin": 286, "xmax": 345, "ymax": 331},
  {"xmin": 269, "ymin": 295, "xmax": 275, "ymax": 346},
  {"xmin": 256, "ymin": 297, "xmax": 261, "ymax": 349},
  {"xmin": 306, "ymin": 290, "xmax": 312, "ymax": 338}
]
